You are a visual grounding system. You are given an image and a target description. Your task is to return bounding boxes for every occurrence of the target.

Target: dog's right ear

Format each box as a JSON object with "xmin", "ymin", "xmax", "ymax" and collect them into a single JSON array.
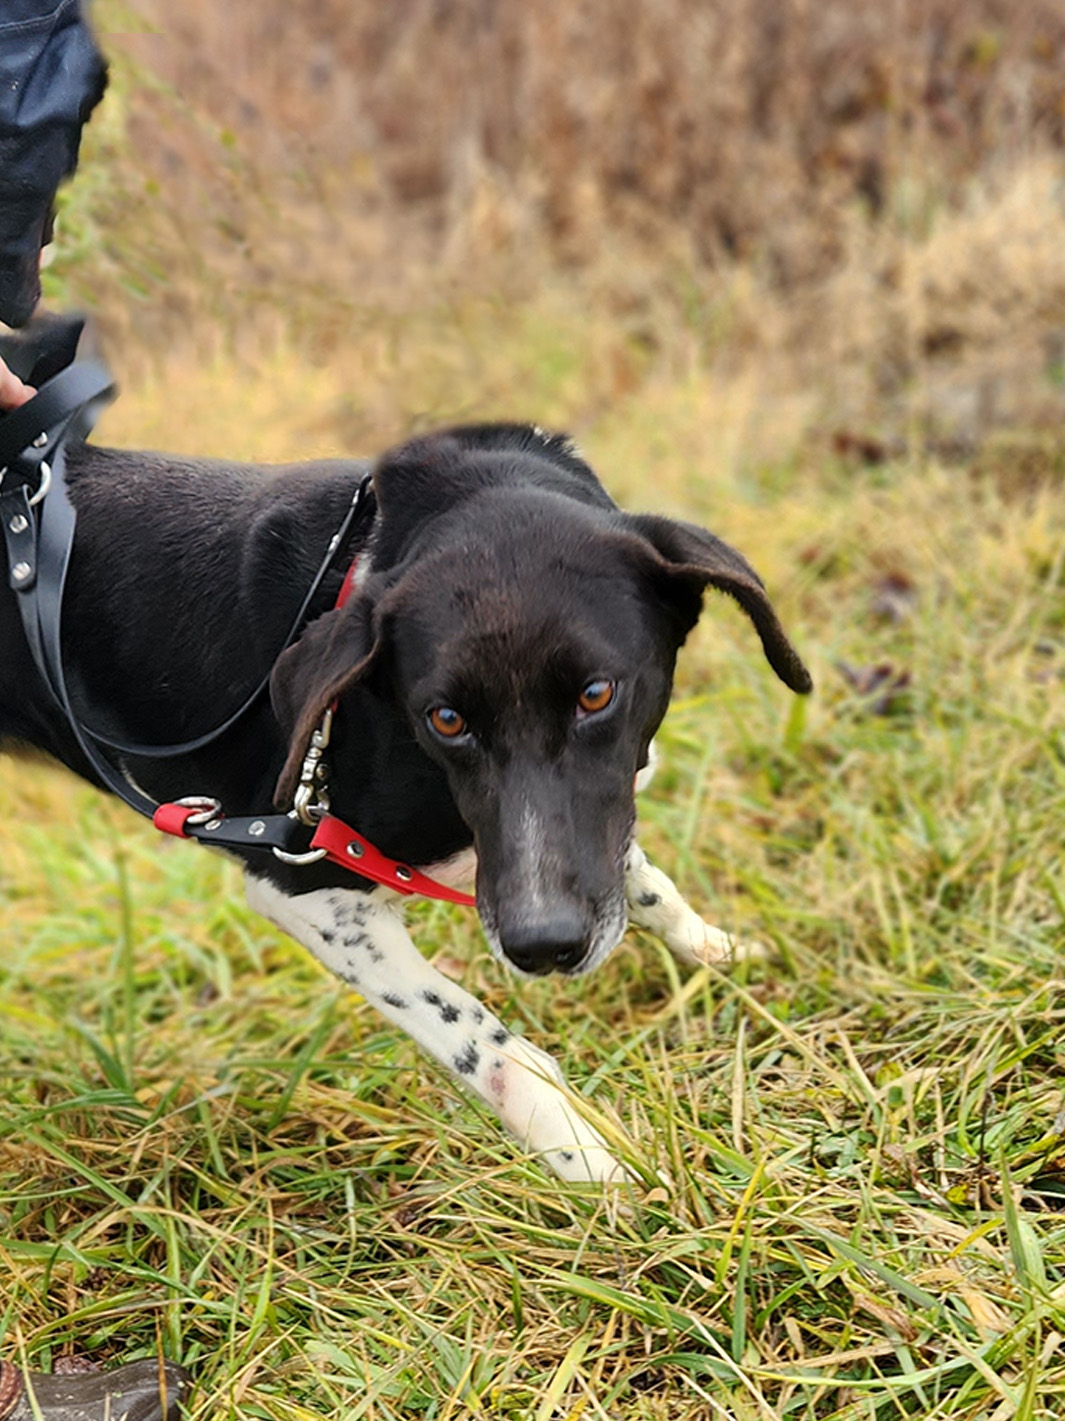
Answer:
[
  {"xmin": 629, "ymin": 513, "xmax": 813, "ymax": 695},
  {"xmin": 270, "ymin": 598, "xmax": 379, "ymax": 809}
]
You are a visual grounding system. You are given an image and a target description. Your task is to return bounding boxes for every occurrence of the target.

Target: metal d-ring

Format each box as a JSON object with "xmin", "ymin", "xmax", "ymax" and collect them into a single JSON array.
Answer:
[
  {"xmin": 173, "ymin": 794, "xmax": 223, "ymax": 827},
  {"xmin": 272, "ymin": 811, "xmax": 328, "ymax": 866},
  {"xmin": 27, "ymin": 460, "xmax": 52, "ymax": 508},
  {"xmin": 272, "ymin": 844, "xmax": 329, "ymax": 866}
]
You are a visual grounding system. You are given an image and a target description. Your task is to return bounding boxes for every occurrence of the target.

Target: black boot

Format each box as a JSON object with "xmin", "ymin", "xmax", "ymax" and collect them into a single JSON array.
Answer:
[{"xmin": 0, "ymin": 1359, "xmax": 191, "ymax": 1421}]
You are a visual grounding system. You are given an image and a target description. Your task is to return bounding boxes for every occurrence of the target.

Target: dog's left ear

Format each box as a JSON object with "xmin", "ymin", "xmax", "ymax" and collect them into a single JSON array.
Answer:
[
  {"xmin": 630, "ymin": 514, "xmax": 813, "ymax": 694},
  {"xmin": 269, "ymin": 597, "xmax": 379, "ymax": 808}
]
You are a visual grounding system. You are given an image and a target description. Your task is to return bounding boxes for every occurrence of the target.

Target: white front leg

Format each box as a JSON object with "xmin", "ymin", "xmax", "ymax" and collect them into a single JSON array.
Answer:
[
  {"xmin": 245, "ymin": 874, "xmax": 630, "ymax": 1185},
  {"xmin": 624, "ymin": 842, "xmax": 764, "ymax": 968}
]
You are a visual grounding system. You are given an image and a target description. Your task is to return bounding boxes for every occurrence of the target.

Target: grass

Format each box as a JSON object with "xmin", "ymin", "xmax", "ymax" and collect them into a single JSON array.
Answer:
[
  {"xmin": 2, "ymin": 337, "xmax": 1064, "ymax": 1419},
  {"xmin": 6, "ymin": 6, "xmax": 1065, "ymax": 1407}
]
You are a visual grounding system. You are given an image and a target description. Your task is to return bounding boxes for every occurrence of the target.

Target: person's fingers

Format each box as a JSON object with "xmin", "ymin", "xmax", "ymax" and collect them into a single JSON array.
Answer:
[{"xmin": 0, "ymin": 358, "xmax": 35, "ymax": 410}]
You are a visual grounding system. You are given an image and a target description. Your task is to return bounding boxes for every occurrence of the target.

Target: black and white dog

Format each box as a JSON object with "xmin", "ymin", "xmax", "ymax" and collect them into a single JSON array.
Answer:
[{"xmin": 1, "ymin": 419, "xmax": 811, "ymax": 1182}]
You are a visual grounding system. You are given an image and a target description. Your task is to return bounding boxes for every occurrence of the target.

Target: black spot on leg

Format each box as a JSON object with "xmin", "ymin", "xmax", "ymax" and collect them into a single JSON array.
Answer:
[
  {"xmin": 472, "ymin": 1006, "xmax": 484, "ymax": 1025},
  {"xmin": 422, "ymin": 989, "xmax": 461, "ymax": 1025},
  {"xmin": 382, "ymin": 992, "xmax": 408, "ymax": 1010},
  {"xmin": 332, "ymin": 899, "xmax": 372, "ymax": 930},
  {"xmin": 345, "ymin": 932, "xmax": 384, "ymax": 965},
  {"xmin": 490, "ymin": 1027, "xmax": 510, "ymax": 1047},
  {"xmin": 453, "ymin": 1042, "xmax": 480, "ymax": 1076},
  {"xmin": 638, "ymin": 891, "xmax": 661, "ymax": 908},
  {"xmin": 560, "ymin": 1150, "xmax": 575, "ymax": 1163},
  {"xmin": 319, "ymin": 928, "xmax": 335, "ymax": 945}
]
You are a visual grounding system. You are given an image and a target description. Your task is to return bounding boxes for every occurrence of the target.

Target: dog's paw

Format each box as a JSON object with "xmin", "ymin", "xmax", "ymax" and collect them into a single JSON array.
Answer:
[
  {"xmin": 491, "ymin": 1036, "xmax": 635, "ymax": 1185},
  {"xmin": 624, "ymin": 844, "xmax": 766, "ymax": 970},
  {"xmin": 662, "ymin": 913, "xmax": 767, "ymax": 970}
]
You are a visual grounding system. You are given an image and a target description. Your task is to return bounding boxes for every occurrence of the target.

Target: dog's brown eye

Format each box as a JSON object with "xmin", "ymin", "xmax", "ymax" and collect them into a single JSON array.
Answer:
[
  {"xmin": 428, "ymin": 706, "xmax": 467, "ymax": 739},
  {"xmin": 578, "ymin": 680, "xmax": 615, "ymax": 715}
]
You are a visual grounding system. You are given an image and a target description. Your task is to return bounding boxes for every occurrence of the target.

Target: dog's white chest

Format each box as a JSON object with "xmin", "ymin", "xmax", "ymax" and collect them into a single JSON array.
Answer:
[{"xmin": 422, "ymin": 846, "xmax": 478, "ymax": 891}]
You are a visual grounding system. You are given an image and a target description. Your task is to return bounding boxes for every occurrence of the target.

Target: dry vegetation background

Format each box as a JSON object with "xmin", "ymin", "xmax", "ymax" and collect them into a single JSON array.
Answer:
[{"xmin": 67, "ymin": 0, "xmax": 1065, "ymax": 466}]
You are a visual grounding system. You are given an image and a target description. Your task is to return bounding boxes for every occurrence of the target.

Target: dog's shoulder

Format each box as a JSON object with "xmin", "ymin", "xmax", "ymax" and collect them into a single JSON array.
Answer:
[
  {"xmin": 56, "ymin": 445, "xmax": 374, "ymax": 666},
  {"xmin": 65, "ymin": 443, "xmax": 370, "ymax": 559}
]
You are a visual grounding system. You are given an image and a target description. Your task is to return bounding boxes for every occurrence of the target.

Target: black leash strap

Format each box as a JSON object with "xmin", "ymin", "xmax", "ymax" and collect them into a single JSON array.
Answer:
[
  {"xmin": 0, "ymin": 362, "xmax": 154, "ymax": 810},
  {"xmin": 0, "ymin": 361, "xmax": 113, "ymax": 475},
  {"xmin": 85, "ymin": 472, "xmax": 373, "ymax": 759}
]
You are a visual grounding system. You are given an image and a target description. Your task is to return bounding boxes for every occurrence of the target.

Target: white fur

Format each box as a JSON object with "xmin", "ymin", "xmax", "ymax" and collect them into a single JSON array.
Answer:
[
  {"xmin": 633, "ymin": 737, "xmax": 659, "ymax": 794},
  {"xmin": 245, "ymin": 874, "xmax": 630, "ymax": 1184},
  {"xmin": 624, "ymin": 842, "xmax": 764, "ymax": 967},
  {"xmin": 421, "ymin": 846, "xmax": 478, "ymax": 891}
]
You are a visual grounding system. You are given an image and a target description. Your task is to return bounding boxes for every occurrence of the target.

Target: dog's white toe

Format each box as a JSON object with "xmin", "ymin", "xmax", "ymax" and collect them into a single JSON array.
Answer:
[{"xmin": 624, "ymin": 842, "xmax": 765, "ymax": 969}]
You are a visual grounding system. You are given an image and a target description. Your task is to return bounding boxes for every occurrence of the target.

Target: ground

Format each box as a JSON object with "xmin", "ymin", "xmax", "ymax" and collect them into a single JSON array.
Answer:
[{"xmin": 2, "ymin": 344, "xmax": 1063, "ymax": 1418}]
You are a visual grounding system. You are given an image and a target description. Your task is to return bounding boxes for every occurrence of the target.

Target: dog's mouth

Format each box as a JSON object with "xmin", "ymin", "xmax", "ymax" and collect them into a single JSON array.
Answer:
[{"xmin": 478, "ymin": 889, "xmax": 628, "ymax": 979}]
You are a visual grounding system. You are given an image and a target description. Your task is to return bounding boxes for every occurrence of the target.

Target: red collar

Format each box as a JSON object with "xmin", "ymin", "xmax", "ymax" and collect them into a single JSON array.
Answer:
[
  {"xmin": 309, "ymin": 815, "xmax": 475, "ymax": 904},
  {"xmin": 334, "ymin": 552, "xmax": 362, "ymax": 610}
]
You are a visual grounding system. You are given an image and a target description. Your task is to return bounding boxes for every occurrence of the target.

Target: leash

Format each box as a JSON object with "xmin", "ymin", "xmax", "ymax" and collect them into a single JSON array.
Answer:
[{"xmin": 0, "ymin": 355, "xmax": 476, "ymax": 908}]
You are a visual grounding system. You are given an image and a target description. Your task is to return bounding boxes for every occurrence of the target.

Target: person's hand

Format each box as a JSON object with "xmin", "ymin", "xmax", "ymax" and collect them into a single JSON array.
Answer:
[{"xmin": 0, "ymin": 355, "xmax": 34, "ymax": 410}]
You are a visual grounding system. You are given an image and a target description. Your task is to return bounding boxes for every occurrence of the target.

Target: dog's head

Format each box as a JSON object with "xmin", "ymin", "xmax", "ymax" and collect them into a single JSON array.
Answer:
[{"xmin": 271, "ymin": 425, "xmax": 811, "ymax": 977}]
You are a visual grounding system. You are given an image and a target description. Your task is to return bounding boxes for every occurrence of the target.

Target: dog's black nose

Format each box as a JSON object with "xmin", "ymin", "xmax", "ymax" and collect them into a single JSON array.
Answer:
[{"xmin": 502, "ymin": 919, "xmax": 590, "ymax": 976}]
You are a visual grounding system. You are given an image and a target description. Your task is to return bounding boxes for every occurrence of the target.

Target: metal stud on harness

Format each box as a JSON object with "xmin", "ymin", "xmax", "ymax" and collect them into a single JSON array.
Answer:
[{"xmin": 0, "ymin": 332, "xmax": 475, "ymax": 907}]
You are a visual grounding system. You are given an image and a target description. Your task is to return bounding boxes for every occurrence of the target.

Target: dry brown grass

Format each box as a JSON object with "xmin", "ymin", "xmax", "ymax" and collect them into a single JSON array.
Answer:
[
  {"xmin": 61, "ymin": 0, "xmax": 1065, "ymax": 461},
  {"xmin": 106, "ymin": 0, "xmax": 1065, "ymax": 274}
]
